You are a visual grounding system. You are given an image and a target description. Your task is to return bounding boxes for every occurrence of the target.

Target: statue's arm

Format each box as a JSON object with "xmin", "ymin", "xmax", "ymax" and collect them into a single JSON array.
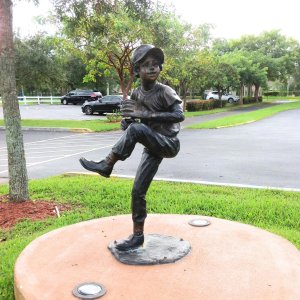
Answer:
[
  {"xmin": 122, "ymin": 102, "xmax": 184, "ymax": 122},
  {"xmin": 149, "ymin": 102, "xmax": 185, "ymax": 122}
]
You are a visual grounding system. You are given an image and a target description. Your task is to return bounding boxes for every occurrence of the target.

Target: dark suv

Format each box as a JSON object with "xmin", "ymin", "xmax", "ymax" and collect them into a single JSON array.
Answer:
[
  {"xmin": 81, "ymin": 95, "xmax": 122, "ymax": 115},
  {"xmin": 61, "ymin": 90, "xmax": 102, "ymax": 105}
]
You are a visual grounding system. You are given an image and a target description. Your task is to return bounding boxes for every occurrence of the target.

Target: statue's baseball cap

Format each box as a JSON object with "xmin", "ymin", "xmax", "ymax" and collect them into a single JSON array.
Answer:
[{"xmin": 131, "ymin": 44, "xmax": 164, "ymax": 65}]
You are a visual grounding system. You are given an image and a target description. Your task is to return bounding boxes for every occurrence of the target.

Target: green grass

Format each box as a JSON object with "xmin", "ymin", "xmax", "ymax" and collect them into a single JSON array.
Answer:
[
  {"xmin": 262, "ymin": 95, "xmax": 300, "ymax": 102},
  {"xmin": 0, "ymin": 119, "xmax": 121, "ymax": 132},
  {"xmin": 188, "ymin": 100, "xmax": 300, "ymax": 129},
  {"xmin": 1, "ymin": 175, "xmax": 300, "ymax": 298}
]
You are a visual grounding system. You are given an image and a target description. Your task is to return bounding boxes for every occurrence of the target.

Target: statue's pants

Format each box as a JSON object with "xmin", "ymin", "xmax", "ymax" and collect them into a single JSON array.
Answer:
[{"xmin": 112, "ymin": 122, "xmax": 180, "ymax": 223}]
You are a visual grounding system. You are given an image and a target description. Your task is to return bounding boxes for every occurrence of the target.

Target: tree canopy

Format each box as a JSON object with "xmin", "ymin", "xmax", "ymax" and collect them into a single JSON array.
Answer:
[{"xmin": 11, "ymin": 1, "xmax": 300, "ymax": 99}]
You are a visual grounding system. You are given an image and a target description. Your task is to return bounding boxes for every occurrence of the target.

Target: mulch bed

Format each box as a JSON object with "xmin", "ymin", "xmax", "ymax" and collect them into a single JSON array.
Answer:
[{"xmin": 0, "ymin": 194, "xmax": 72, "ymax": 229}]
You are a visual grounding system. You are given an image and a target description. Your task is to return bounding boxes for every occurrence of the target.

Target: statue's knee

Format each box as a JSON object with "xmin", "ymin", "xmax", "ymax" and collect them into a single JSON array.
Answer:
[{"xmin": 127, "ymin": 122, "xmax": 145, "ymax": 137}]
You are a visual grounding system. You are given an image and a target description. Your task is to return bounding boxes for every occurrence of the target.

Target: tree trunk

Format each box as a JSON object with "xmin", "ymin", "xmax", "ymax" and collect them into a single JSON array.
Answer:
[
  {"xmin": 247, "ymin": 84, "xmax": 251, "ymax": 97},
  {"xmin": 180, "ymin": 81, "xmax": 188, "ymax": 111},
  {"xmin": 0, "ymin": 0, "xmax": 29, "ymax": 201},
  {"xmin": 239, "ymin": 84, "xmax": 244, "ymax": 105},
  {"xmin": 217, "ymin": 89, "xmax": 222, "ymax": 108},
  {"xmin": 254, "ymin": 84, "xmax": 260, "ymax": 102}
]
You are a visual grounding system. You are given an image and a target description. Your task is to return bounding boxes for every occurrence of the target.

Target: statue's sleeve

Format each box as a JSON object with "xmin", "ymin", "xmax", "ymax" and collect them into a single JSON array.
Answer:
[
  {"xmin": 146, "ymin": 86, "xmax": 184, "ymax": 122},
  {"xmin": 163, "ymin": 86, "xmax": 182, "ymax": 107},
  {"xmin": 149, "ymin": 102, "xmax": 185, "ymax": 122}
]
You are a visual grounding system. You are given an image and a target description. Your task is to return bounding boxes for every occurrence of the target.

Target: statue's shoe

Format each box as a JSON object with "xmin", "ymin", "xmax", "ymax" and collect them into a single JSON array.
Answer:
[
  {"xmin": 115, "ymin": 234, "xmax": 144, "ymax": 251},
  {"xmin": 79, "ymin": 157, "xmax": 112, "ymax": 178}
]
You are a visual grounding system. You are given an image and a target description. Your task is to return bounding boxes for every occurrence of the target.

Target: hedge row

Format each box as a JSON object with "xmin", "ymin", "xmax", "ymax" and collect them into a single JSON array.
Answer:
[
  {"xmin": 186, "ymin": 99, "xmax": 227, "ymax": 111},
  {"xmin": 264, "ymin": 91, "xmax": 300, "ymax": 97},
  {"xmin": 263, "ymin": 91, "xmax": 279, "ymax": 96}
]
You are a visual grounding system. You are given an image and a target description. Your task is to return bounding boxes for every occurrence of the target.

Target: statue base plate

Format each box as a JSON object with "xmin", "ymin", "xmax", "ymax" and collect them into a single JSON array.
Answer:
[{"xmin": 108, "ymin": 233, "xmax": 191, "ymax": 265}]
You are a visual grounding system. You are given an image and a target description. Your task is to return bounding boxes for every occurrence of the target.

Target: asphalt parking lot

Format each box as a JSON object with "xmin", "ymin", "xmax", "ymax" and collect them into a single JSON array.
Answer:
[
  {"xmin": 0, "ymin": 104, "xmax": 106, "ymax": 120},
  {"xmin": 0, "ymin": 130, "xmax": 123, "ymax": 178},
  {"xmin": 1, "ymin": 104, "xmax": 300, "ymax": 190}
]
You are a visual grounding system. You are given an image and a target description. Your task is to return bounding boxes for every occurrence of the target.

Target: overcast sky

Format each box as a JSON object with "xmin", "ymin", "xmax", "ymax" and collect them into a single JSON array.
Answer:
[{"xmin": 13, "ymin": 0, "xmax": 300, "ymax": 42}]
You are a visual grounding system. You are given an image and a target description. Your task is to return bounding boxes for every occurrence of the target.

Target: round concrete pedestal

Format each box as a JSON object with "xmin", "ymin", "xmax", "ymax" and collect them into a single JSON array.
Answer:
[{"xmin": 14, "ymin": 214, "xmax": 300, "ymax": 300}]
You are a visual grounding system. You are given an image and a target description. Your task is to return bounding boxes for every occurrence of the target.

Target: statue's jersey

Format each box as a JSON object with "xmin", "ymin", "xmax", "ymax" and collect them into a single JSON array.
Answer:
[{"xmin": 130, "ymin": 83, "xmax": 183, "ymax": 137}]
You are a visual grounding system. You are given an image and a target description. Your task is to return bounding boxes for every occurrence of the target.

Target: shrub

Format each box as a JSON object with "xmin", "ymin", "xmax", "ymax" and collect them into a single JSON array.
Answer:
[
  {"xmin": 186, "ymin": 99, "xmax": 225, "ymax": 111},
  {"xmin": 263, "ymin": 91, "xmax": 279, "ymax": 96},
  {"xmin": 186, "ymin": 100, "xmax": 203, "ymax": 111},
  {"xmin": 106, "ymin": 111, "xmax": 122, "ymax": 122},
  {"xmin": 212, "ymin": 99, "xmax": 227, "ymax": 108}
]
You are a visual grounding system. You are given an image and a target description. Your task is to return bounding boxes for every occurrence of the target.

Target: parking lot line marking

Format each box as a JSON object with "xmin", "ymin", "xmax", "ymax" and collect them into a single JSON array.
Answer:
[
  {"xmin": 25, "ymin": 148, "xmax": 109, "ymax": 154},
  {"xmin": 0, "ymin": 132, "xmax": 123, "ymax": 150},
  {"xmin": 26, "ymin": 157, "xmax": 65, "ymax": 160},
  {"xmin": 24, "ymin": 144, "xmax": 114, "ymax": 150},
  {"xmin": 35, "ymin": 138, "xmax": 119, "ymax": 143},
  {"xmin": 0, "ymin": 133, "xmax": 85, "ymax": 150},
  {"xmin": 0, "ymin": 144, "xmax": 113, "ymax": 174},
  {"xmin": 26, "ymin": 145, "xmax": 114, "ymax": 167}
]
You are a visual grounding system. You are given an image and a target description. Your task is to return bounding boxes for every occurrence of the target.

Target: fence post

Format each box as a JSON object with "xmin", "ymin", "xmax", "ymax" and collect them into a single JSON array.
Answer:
[
  {"xmin": 24, "ymin": 95, "xmax": 27, "ymax": 105},
  {"xmin": 50, "ymin": 95, "xmax": 53, "ymax": 104},
  {"xmin": 38, "ymin": 96, "xmax": 40, "ymax": 104}
]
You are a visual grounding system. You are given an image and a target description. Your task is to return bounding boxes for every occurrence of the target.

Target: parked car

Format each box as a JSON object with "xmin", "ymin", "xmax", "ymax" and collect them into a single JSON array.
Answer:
[
  {"xmin": 61, "ymin": 90, "xmax": 102, "ymax": 105},
  {"xmin": 206, "ymin": 91, "xmax": 239, "ymax": 103},
  {"xmin": 81, "ymin": 95, "xmax": 122, "ymax": 115}
]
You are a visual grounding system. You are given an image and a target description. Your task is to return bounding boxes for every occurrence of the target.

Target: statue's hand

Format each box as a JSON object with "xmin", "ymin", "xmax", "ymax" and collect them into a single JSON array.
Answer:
[
  {"xmin": 120, "ymin": 99, "xmax": 136, "ymax": 114},
  {"xmin": 120, "ymin": 118, "xmax": 135, "ymax": 130}
]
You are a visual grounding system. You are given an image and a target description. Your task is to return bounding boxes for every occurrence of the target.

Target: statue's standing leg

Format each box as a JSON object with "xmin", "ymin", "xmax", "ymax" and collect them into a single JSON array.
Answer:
[
  {"xmin": 115, "ymin": 149, "xmax": 162, "ymax": 251},
  {"xmin": 131, "ymin": 149, "xmax": 162, "ymax": 224}
]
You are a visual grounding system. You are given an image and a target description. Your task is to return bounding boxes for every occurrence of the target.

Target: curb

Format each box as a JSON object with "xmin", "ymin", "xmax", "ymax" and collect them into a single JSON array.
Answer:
[
  {"xmin": 0, "ymin": 126, "xmax": 92, "ymax": 133},
  {"xmin": 63, "ymin": 172, "xmax": 300, "ymax": 192}
]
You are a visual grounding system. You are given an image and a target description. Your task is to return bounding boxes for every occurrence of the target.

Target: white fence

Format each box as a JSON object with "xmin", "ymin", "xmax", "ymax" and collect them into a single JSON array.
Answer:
[{"xmin": 0, "ymin": 96, "xmax": 61, "ymax": 105}]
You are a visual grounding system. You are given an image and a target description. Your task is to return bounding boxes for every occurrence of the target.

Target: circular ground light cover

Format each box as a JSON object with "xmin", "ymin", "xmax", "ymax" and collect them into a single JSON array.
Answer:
[
  {"xmin": 108, "ymin": 233, "xmax": 191, "ymax": 265},
  {"xmin": 14, "ymin": 214, "xmax": 300, "ymax": 300}
]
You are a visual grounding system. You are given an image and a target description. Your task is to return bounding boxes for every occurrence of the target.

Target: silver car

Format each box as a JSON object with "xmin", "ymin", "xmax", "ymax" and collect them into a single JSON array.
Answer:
[{"xmin": 206, "ymin": 91, "xmax": 239, "ymax": 103}]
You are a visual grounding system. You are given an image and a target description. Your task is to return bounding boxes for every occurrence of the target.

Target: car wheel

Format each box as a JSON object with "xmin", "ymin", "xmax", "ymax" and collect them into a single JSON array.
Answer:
[
  {"xmin": 62, "ymin": 99, "xmax": 68, "ymax": 105},
  {"xmin": 228, "ymin": 98, "xmax": 234, "ymax": 103},
  {"xmin": 209, "ymin": 97, "xmax": 214, "ymax": 100},
  {"xmin": 85, "ymin": 106, "xmax": 93, "ymax": 115}
]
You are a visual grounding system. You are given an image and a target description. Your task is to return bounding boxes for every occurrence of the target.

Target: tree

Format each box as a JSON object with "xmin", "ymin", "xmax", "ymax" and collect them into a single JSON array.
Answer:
[
  {"xmin": 159, "ymin": 23, "xmax": 214, "ymax": 109},
  {"xmin": 223, "ymin": 51, "xmax": 268, "ymax": 104},
  {"xmin": 205, "ymin": 55, "xmax": 240, "ymax": 106},
  {"xmin": 52, "ymin": 0, "xmax": 205, "ymax": 100},
  {"xmin": 230, "ymin": 30, "xmax": 300, "ymax": 86},
  {"xmin": 52, "ymin": 0, "xmax": 156, "ymax": 99},
  {"xmin": 14, "ymin": 35, "xmax": 101, "ymax": 95},
  {"xmin": 0, "ymin": 0, "xmax": 29, "ymax": 201},
  {"xmin": 15, "ymin": 35, "xmax": 67, "ymax": 95}
]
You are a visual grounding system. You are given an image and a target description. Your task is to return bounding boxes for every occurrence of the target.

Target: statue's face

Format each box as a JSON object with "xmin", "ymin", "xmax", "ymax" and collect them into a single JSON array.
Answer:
[{"xmin": 139, "ymin": 55, "xmax": 160, "ymax": 82}]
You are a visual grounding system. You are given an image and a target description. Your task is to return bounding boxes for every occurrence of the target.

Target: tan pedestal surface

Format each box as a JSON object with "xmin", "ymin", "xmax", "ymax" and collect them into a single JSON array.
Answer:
[{"xmin": 14, "ymin": 214, "xmax": 300, "ymax": 300}]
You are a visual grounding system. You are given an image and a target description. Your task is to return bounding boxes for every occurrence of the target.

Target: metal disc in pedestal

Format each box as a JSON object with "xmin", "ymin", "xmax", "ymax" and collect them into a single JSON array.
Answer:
[
  {"xmin": 188, "ymin": 218, "xmax": 211, "ymax": 227},
  {"xmin": 72, "ymin": 282, "xmax": 106, "ymax": 299}
]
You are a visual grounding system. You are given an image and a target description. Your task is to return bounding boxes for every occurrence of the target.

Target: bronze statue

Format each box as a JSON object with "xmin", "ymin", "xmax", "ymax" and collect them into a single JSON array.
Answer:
[{"xmin": 79, "ymin": 44, "xmax": 184, "ymax": 251}]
